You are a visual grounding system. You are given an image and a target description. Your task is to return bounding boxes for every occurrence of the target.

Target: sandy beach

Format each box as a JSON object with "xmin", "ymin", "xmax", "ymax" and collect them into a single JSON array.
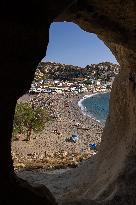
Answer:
[{"xmin": 12, "ymin": 92, "xmax": 104, "ymax": 170}]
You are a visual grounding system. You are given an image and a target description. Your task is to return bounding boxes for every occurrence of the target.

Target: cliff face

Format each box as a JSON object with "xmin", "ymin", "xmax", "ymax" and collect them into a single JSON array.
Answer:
[{"xmin": 0, "ymin": 0, "xmax": 136, "ymax": 204}]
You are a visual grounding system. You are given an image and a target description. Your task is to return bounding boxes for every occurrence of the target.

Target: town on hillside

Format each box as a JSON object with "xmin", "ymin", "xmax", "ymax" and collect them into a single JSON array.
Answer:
[{"xmin": 29, "ymin": 61, "xmax": 120, "ymax": 95}]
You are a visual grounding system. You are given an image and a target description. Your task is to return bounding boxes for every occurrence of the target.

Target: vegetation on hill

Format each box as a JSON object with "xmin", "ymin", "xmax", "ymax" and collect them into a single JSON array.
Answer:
[{"xmin": 34, "ymin": 61, "xmax": 120, "ymax": 83}]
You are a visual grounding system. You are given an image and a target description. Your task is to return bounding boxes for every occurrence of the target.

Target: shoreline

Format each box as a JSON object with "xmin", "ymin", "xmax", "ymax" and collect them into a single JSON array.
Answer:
[
  {"xmin": 78, "ymin": 91, "xmax": 109, "ymax": 125},
  {"xmin": 12, "ymin": 92, "xmax": 104, "ymax": 171}
]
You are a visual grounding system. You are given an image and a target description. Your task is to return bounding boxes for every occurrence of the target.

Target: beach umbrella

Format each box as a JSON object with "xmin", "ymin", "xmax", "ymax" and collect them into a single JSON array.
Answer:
[
  {"xmin": 89, "ymin": 143, "xmax": 97, "ymax": 150},
  {"xmin": 71, "ymin": 134, "xmax": 79, "ymax": 143}
]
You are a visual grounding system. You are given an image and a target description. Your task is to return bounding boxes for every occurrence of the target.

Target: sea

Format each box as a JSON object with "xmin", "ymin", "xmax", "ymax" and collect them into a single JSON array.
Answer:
[{"xmin": 78, "ymin": 92, "xmax": 110, "ymax": 124}]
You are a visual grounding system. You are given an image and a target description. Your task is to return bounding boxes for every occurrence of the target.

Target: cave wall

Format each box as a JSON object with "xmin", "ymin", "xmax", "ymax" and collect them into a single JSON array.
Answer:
[
  {"xmin": 0, "ymin": 0, "xmax": 136, "ymax": 204},
  {"xmin": 59, "ymin": 1, "xmax": 136, "ymax": 204}
]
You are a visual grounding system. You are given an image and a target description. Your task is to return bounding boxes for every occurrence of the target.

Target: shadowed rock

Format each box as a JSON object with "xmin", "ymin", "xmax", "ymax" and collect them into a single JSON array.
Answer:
[{"xmin": 0, "ymin": 0, "xmax": 136, "ymax": 204}]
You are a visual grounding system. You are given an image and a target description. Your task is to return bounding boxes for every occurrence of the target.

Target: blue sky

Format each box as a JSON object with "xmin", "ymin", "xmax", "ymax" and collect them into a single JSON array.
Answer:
[{"xmin": 43, "ymin": 22, "xmax": 117, "ymax": 67}]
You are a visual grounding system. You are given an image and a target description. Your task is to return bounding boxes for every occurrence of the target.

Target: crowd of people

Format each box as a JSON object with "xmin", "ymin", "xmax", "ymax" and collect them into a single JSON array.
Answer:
[{"xmin": 12, "ymin": 92, "xmax": 103, "ymax": 170}]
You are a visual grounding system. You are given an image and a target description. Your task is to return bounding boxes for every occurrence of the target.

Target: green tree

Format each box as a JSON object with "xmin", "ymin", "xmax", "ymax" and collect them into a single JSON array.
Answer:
[{"xmin": 13, "ymin": 102, "xmax": 51, "ymax": 141}]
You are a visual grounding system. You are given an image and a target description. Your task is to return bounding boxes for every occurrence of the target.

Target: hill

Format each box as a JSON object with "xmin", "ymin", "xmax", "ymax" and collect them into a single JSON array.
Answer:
[{"xmin": 34, "ymin": 61, "xmax": 120, "ymax": 83}]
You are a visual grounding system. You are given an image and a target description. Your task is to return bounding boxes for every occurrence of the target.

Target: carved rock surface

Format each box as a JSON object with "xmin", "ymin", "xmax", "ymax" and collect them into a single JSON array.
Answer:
[{"xmin": 0, "ymin": 0, "xmax": 136, "ymax": 204}]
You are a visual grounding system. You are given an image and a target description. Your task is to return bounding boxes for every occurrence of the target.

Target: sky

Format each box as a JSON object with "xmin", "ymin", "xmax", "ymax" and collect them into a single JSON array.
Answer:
[{"xmin": 42, "ymin": 22, "xmax": 117, "ymax": 68}]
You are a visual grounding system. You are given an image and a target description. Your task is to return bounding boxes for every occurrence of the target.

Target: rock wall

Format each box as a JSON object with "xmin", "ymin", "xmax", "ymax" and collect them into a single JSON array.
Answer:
[
  {"xmin": 0, "ymin": 0, "xmax": 135, "ymax": 204},
  {"xmin": 59, "ymin": 1, "xmax": 136, "ymax": 204}
]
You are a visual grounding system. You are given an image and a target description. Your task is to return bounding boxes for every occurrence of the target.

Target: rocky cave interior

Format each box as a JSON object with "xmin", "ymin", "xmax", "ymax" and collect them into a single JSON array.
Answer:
[{"xmin": 0, "ymin": 0, "xmax": 136, "ymax": 204}]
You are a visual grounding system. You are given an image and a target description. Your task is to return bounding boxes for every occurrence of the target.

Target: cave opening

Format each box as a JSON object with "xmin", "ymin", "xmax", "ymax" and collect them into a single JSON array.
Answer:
[{"xmin": 12, "ymin": 22, "xmax": 119, "ymax": 174}]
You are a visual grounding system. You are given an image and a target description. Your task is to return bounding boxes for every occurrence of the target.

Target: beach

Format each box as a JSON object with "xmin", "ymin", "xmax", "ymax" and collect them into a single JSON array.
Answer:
[{"xmin": 12, "ymin": 92, "xmax": 104, "ymax": 170}]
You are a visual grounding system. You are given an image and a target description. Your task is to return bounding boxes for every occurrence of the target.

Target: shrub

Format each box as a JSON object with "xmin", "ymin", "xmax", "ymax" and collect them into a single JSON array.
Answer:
[{"xmin": 13, "ymin": 102, "xmax": 51, "ymax": 141}]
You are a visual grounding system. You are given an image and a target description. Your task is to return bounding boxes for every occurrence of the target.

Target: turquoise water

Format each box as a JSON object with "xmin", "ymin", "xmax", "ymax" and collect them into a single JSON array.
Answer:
[{"xmin": 80, "ymin": 92, "xmax": 110, "ymax": 123}]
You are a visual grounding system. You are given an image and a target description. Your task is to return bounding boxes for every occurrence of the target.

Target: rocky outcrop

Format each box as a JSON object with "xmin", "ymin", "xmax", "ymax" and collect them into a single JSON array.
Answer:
[
  {"xmin": 36, "ymin": 61, "xmax": 119, "ymax": 81},
  {"xmin": 0, "ymin": 0, "xmax": 136, "ymax": 204}
]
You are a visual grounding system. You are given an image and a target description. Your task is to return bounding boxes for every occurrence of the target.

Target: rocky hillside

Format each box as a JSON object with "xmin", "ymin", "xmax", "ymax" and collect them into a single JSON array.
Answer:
[{"xmin": 34, "ymin": 61, "xmax": 120, "ymax": 83}]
